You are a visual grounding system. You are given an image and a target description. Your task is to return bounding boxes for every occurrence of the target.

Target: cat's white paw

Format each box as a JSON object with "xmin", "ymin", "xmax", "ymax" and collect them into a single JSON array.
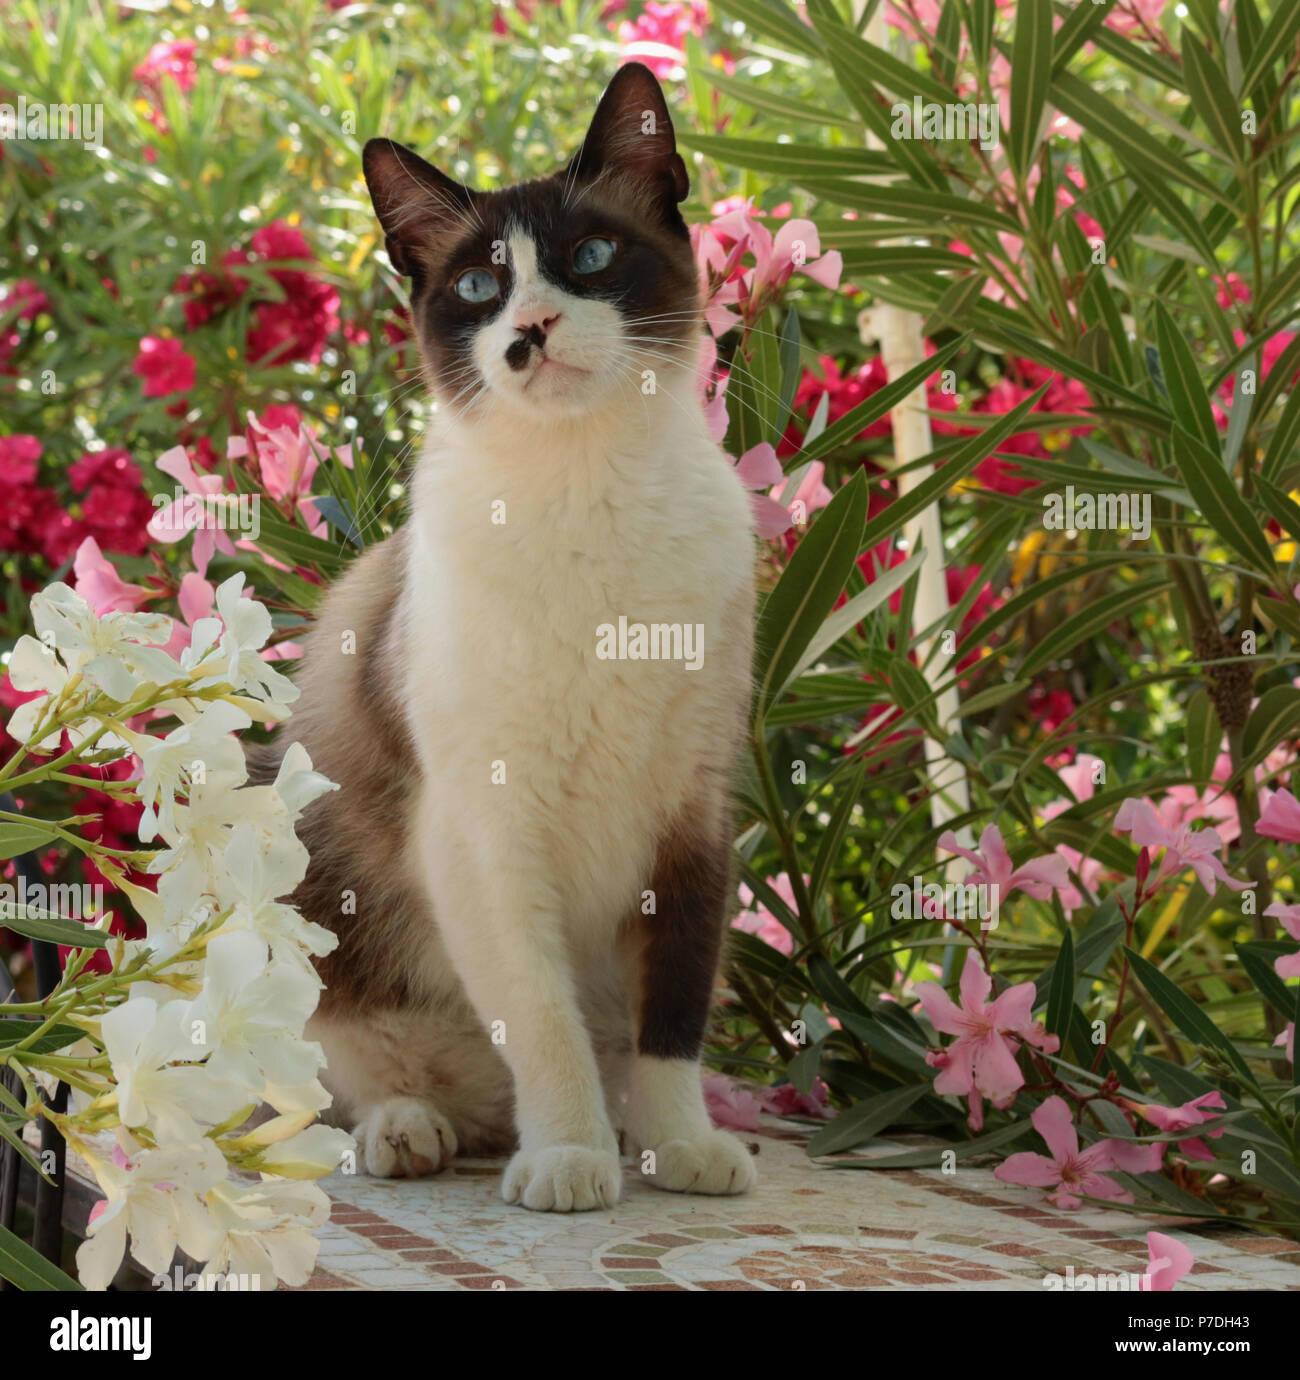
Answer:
[
  {"xmin": 354, "ymin": 1096, "xmax": 458, "ymax": 1178},
  {"xmin": 502, "ymin": 1144, "xmax": 622, "ymax": 1212},
  {"xmin": 640, "ymin": 1130, "xmax": 757, "ymax": 1195}
]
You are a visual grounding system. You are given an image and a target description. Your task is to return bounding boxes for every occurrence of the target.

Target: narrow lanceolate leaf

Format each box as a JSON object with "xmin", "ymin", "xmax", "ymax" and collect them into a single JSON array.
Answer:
[
  {"xmin": 1253, "ymin": 472, "xmax": 1300, "ymax": 545},
  {"xmin": 806, "ymin": 1083, "xmax": 929, "ymax": 1156},
  {"xmin": 1, "ymin": 909, "xmax": 108, "ymax": 949},
  {"xmin": 0, "ymin": 820, "xmax": 59, "ymax": 859},
  {"xmin": 710, "ymin": 0, "xmax": 824, "ymax": 57},
  {"xmin": 822, "ymin": 1119, "xmax": 1032, "ymax": 1169},
  {"xmin": 809, "ymin": 761, "xmax": 867, "ymax": 902},
  {"xmin": 1269, "ymin": 372, "xmax": 1300, "ymax": 485},
  {"xmin": 695, "ymin": 68, "xmax": 861, "ymax": 129},
  {"xmin": 803, "ymin": 0, "xmax": 952, "ymax": 105},
  {"xmin": 753, "ymin": 470, "xmax": 868, "ymax": 718},
  {"xmin": 1007, "ymin": 0, "xmax": 1053, "ymax": 177},
  {"xmin": 678, "ymin": 134, "xmax": 887, "ymax": 178},
  {"xmin": 1045, "ymin": 929, "xmax": 1075, "ymax": 1040},
  {"xmin": 1243, "ymin": 686, "xmax": 1300, "ymax": 769},
  {"xmin": 1180, "ymin": 31, "xmax": 1244, "ymax": 163},
  {"xmin": 858, "ymin": 382, "xmax": 1051, "ymax": 556},
  {"xmin": 1154, "ymin": 303, "xmax": 1219, "ymax": 450},
  {"xmin": 1169, "ymin": 424, "xmax": 1277, "ymax": 575},
  {"xmin": 0, "ymin": 1223, "xmax": 83, "ymax": 1291},
  {"xmin": 1050, "ymin": 72, "xmax": 1228, "ymax": 206},
  {"xmin": 1185, "ymin": 689, "xmax": 1218, "ymax": 785},
  {"xmin": 1125, "ymin": 949, "xmax": 1256, "ymax": 1085},
  {"xmin": 1239, "ymin": 0, "xmax": 1300, "ymax": 98},
  {"xmin": 1254, "ymin": 256, "xmax": 1300, "ymax": 328},
  {"xmin": 1020, "ymin": 580, "xmax": 1171, "ymax": 678},
  {"xmin": 1052, "ymin": 0, "xmax": 1109, "ymax": 73},
  {"xmin": 0, "ymin": 1018, "xmax": 87, "ymax": 1056},
  {"xmin": 795, "ymin": 335, "xmax": 968, "ymax": 467}
]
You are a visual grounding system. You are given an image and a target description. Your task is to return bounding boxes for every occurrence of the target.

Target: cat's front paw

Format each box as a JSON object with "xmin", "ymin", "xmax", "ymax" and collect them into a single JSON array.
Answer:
[
  {"xmin": 640, "ymin": 1129, "xmax": 757, "ymax": 1196},
  {"xmin": 354, "ymin": 1096, "xmax": 458, "ymax": 1178},
  {"xmin": 502, "ymin": 1144, "xmax": 622, "ymax": 1212}
]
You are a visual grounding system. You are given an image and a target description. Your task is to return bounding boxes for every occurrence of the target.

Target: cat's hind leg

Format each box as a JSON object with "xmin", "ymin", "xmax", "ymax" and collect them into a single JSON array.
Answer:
[{"xmin": 353, "ymin": 1096, "xmax": 457, "ymax": 1178}]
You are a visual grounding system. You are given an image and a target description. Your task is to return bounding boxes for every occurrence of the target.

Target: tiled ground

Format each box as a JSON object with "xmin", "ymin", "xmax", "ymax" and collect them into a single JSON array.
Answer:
[{"xmin": 296, "ymin": 1119, "xmax": 1300, "ymax": 1291}]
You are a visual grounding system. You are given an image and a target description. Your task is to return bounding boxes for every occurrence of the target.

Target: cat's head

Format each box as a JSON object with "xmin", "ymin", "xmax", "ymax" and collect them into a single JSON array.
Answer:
[{"xmin": 362, "ymin": 62, "xmax": 699, "ymax": 421}]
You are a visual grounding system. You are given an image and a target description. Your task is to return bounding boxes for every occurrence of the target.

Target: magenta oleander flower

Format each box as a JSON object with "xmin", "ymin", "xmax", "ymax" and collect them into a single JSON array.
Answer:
[
  {"xmin": 914, "ymin": 950, "xmax": 1059, "ymax": 1130},
  {"xmin": 1113, "ymin": 798, "xmax": 1254, "ymax": 894},
  {"xmin": 1258, "ymin": 788, "xmax": 1300, "ymax": 844},
  {"xmin": 132, "ymin": 336, "xmax": 196, "ymax": 399},
  {"xmin": 937, "ymin": 823, "xmax": 1070, "ymax": 903},
  {"xmin": 1266, "ymin": 902, "xmax": 1300, "ymax": 979},
  {"xmin": 1131, "ymin": 1091, "xmax": 1226, "ymax": 1162},
  {"xmin": 994, "ymin": 1096, "xmax": 1147, "ymax": 1210},
  {"xmin": 1143, "ymin": 1231, "xmax": 1195, "ymax": 1292}
]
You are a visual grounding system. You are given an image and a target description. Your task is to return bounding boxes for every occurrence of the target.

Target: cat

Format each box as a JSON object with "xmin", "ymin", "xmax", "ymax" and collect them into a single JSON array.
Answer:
[{"xmin": 262, "ymin": 61, "xmax": 758, "ymax": 1212}]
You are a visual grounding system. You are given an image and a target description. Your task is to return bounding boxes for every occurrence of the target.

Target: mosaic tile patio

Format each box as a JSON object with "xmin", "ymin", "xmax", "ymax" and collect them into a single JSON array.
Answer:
[{"xmin": 294, "ymin": 1118, "xmax": 1300, "ymax": 1291}]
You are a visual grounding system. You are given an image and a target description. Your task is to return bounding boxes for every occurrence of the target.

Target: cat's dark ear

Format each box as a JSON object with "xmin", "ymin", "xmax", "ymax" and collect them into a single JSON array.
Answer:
[
  {"xmin": 362, "ymin": 137, "xmax": 475, "ymax": 278},
  {"xmin": 568, "ymin": 62, "xmax": 689, "ymax": 212}
]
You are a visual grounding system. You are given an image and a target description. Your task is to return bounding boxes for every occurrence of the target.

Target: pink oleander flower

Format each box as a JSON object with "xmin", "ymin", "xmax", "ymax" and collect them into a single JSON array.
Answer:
[
  {"xmin": 1143, "ymin": 1230, "xmax": 1195, "ymax": 1291},
  {"xmin": 1128, "ymin": 1091, "xmax": 1226, "ymax": 1162},
  {"xmin": 914, "ymin": 949, "xmax": 1059, "ymax": 1131},
  {"xmin": 71, "ymin": 537, "xmax": 150, "ymax": 615},
  {"xmin": 1277, "ymin": 1023, "xmax": 1296, "ymax": 1063},
  {"xmin": 616, "ymin": 0, "xmax": 709, "ymax": 79},
  {"xmin": 1266, "ymin": 902, "xmax": 1300, "ymax": 979},
  {"xmin": 734, "ymin": 872, "xmax": 801, "ymax": 956},
  {"xmin": 733, "ymin": 443, "xmax": 794, "ymax": 540},
  {"xmin": 1114, "ymin": 798, "xmax": 1253, "ymax": 894},
  {"xmin": 132, "ymin": 336, "xmax": 196, "ymax": 399},
  {"xmin": 1258, "ymin": 787, "xmax": 1300, "ymax": 844},
  {"xmin": 938, "ymin": 823, "xmax": 1071, "ymax": 904},
  {"xmin": 761, "ymin": 1078, "xmax": 834, "ymax": 1121},
  {"xmin": 133, "ymin": 39, "xmax": 198, "ymax": 95},
  {"xmin": 994, "ymin": 1095, "xmax": 1157, "ymax": 1210},
  {"xmin": 695, "ymin": 202, "xmax": 843, "ymax": 336},
  {"xmin": 146, "ymin": 445, "xmax": 237, "ymax": 576},
  {"xmin": 702, "ymin": 1071, "xmax": 765, "ymax": 1131},
  {"xmin": 1042, "ymin": 753, "xmax": 1109, "ymax": 914}
]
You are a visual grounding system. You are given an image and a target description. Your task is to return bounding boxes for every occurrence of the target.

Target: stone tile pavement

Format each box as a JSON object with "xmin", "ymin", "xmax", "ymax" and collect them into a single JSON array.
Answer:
[{"xmin": 296, "ymin": 1118, "xmax": 1300, "ymax": 1291}]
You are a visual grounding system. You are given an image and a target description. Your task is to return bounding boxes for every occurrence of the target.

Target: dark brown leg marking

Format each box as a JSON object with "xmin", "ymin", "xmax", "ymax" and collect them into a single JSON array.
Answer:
[{"xmin": 635, "ymin": 829, "xmax": 732, "ymax": 1061}]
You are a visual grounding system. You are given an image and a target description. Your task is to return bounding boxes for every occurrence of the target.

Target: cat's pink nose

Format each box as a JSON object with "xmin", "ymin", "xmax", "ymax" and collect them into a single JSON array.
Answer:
[{"xmin": 513, "ymin": 306, "xmax": 560, "ymax": 337}]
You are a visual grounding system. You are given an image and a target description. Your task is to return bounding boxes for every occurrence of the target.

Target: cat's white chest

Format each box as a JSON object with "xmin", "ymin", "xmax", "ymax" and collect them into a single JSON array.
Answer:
[{"xmin": 401, "ymin": 406, "xmax": 753, "ymax": 922}]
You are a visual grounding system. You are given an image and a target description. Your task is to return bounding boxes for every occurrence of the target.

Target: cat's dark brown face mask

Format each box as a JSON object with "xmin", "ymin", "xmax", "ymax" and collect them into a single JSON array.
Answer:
[{"xmin": 361, "ymin": 63, "xmax": 702, "ymax": 417}]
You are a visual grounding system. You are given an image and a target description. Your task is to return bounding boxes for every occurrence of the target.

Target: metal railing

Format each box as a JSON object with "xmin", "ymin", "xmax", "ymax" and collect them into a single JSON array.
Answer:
[{"xmin": 0, "ymin": 797, "xmax": 69, "ymax": 1288}]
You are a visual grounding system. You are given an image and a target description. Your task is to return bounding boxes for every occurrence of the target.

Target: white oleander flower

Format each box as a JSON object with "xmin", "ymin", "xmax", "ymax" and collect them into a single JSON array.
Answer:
[
  {"xmin": 76, "ymin": 1138, "xmax": 226, "ymax": 1290},
  {"xmin": 251, "ymin": 1122, "xmax": 353, "ymax": 1179},
  {"xmin": 101, "ymin": 996, "xmax": 251, "ymax": 1141},
  {"xmin": 182, "ymin": 573, "xmax": 299, "ymax": 716},
  {"xmin": 135, "ymin": 699, "xmax": 251, "ymax": 843},
  {"xmin": 184, "ymin": 931, "xmax": 329, "ymax": 1112},
  {"xmin": 33, "ymin": 582, "xmax": 178, "ymax": 699},
  {"xmin": 200, "ymin": 1178, "xmax": 329, "ymax": 1290}
]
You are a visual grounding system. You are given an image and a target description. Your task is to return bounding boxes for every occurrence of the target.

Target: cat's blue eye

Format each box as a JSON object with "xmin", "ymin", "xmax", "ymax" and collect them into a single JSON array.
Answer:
[
  {"xmin": 453, "ymin": 268, "xmax": 500, "ymax": 303},
  {"xmin": 573, "ymin": 237, "xmax": 616, "ymax": 274}
]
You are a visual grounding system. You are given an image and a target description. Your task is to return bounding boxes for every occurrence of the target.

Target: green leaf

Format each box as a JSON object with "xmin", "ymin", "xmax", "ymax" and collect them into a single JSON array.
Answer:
[
  {"xmin": 804, "ymin": 0, "xmax": 953, "ymax": 105},
  {"xmin": 1, "ymin": 909, "xmax": 107, "ymax": 949},
  {"xmin": 1007, "ymin": 0, "xmax": 1053, "ymax": 177},
  {"xmin": 0, "ymin": 1018, "xmax": 86, "ymax": 1055},
  {"xmin": 1051, "ymin": 0, "xmax": 1109, "ymax": 73},
  {"xmin": 711, "ymin": 0, "xmax": 825, "ymax": 57},
  {"xmin": 0, "ymin": 820, "xmax": 59, "ymax": 860},
  {"xmin": 820, "ymin": 1117, "xmax": 1032, "ymax": 1168},
  {"xmin": 1186, "ymin": 688, "xmax": 1218, "ymax": 785},
  {"xmin": 695, "ymin": 68, "xmax": 861, "ymax": 129},
  {"xmin": 1050, "ymin": 72, "xmax": 1228, "ymax": 206},
  {"xmin": 1154, "ymin": 303, "xmax": 1219, "ymax": 451},
  {"xmin": 1125, "ymin": 948, "xmax": 1256, "ymax": 1085},
  {"xmin": 1243, "ymin": 685, "xmax": 1300, "ymax": 768},
  {"xmin": 1253, "ymin": 472, "xmax": 1300, "ymax": 544},
  {"xmin": 678, "ymin": 134, "xmax": 887, "ymax": 179},
  {"xmin": 1020, "ymin": 579, "xmax": 1171, "ymax": 678},
  {"xmin": 809, "ymin": 761, "xmax": 866, "ymax": 903},
  {"xmin": 858, "ymin": 383, "xmax": 1052, "ymax": 556},
  {"xmin": 806, "ymin": 1083, "xmax": 929, "ymax": 1156},
  {"xmin": 0, "ymin": 1222, "xmax": 82, "ymax": 1291},
  {"xmin": 1235, "ymin": 942, "xmax": 1297, "ymax": 1020},
  {"xmin": 1240, "ymin": 0, "xmax": 1300, "ymax": 97},
  {"xmin": 1045, "ymin": 929, "xmax": 1075, "ymax": 1039},
  {"xmin": 830, "ymin": 1006, "xmax": 932, "ymax": 1075},
  {"xmin": 1169, "ymin": 424, "xmax": 1277, "ymax": 575},
  {"xmin": 1181, "ymin": 29, "xmax": 1245, "ymax": 162},
  {"xmin": 753, "ymin": 471, "xmax": 868, "ymax": 717},
  {"xmin": 795, "ymin": 335, "xmax": 968, "ymax": 467}
]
